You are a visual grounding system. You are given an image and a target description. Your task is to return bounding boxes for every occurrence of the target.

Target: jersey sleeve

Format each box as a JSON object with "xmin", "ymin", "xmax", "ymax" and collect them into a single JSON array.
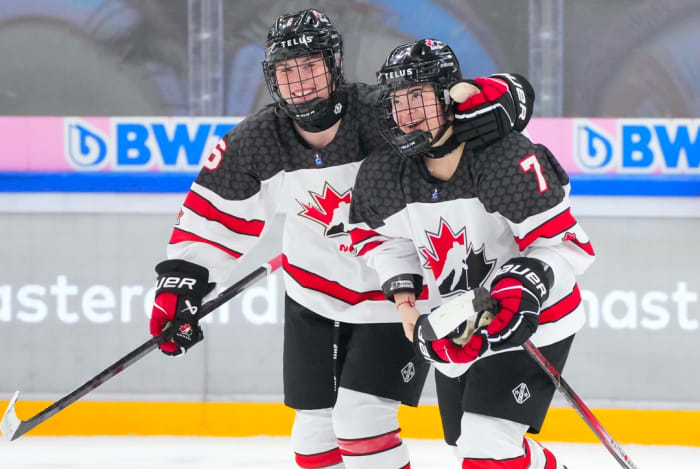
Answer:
[
  {"xmin": 348, "ymin": 149, "xmax": 424, "ymax": 294},
  {"xmin": 473, "ymin": 132, "xmax": 595, "ymax": 286},
  {"xmin": 167, "ymin": 119, "xmax": 282, "ymax": 286}
]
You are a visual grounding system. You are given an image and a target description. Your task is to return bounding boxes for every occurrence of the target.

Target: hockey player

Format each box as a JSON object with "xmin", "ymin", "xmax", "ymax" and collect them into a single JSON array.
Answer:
[
  {"xmin": 148, "ymin": 9, "xmax": 533, "ymax": 469},
  {"xmin": 348, "ymin": 39, "xmax": 595, "ymax": 468}
]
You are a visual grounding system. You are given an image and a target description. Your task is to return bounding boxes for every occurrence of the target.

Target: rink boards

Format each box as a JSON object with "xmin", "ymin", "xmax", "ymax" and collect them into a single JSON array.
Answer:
[
  {"xmin": 1, "ymin": 116, "xmax": 699, "ymax": 444},
  {"xmin": 0, "ymin": 205, "xmax": 699, "ymax": 444}
]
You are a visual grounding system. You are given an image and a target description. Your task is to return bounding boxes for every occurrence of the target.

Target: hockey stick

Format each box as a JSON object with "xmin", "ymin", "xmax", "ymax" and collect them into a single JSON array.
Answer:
[
  {"xmin": 419, "ymin": 287, "xmax": 640, "ymax": 469},
  {"xmin": 0, "ymin": 254, "xmax": 284, "ymax": 442},
  {"xmin": 522, "ymin": 340, "xmax": 640, "ymax": 469}
]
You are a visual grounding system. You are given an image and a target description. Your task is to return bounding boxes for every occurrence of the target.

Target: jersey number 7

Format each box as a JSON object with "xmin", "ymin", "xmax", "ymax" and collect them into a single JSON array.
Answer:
[{"xmin": 519, "ymin": 153, "xmax": 548, "ymax": 193}]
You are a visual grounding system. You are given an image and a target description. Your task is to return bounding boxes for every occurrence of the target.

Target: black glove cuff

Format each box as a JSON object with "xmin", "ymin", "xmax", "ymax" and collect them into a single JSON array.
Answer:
[
  {"xmin": 155, "ymin": 259, "xmax": 213, "ymax": 297},
  {"xmin": 451, "ymin": 78, "xmax": 515, "ymax": 150},
  {"xmin": 489, "ymin": 73, "xmax": 535, "ymax": 131},
  {"xmin": 413, "ymin": 315, "xmax": 448, "ymax": 364},
  {"xmin": 491, "ymin": 257, "xmax": 554, "ymax": 303},
  {"xmin": 381, "ymin": 274, "xmax": 423, "ymax": 302}
]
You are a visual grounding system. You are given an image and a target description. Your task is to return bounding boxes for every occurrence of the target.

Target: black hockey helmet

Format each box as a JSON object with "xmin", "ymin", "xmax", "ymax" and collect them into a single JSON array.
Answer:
[
  {"xmin": 375, "ymin": 39, "xmax": 462, "ymax": 158},
  {"xmin": 262, "ymin": 8, "xmax": 345, "ymax": 132}
]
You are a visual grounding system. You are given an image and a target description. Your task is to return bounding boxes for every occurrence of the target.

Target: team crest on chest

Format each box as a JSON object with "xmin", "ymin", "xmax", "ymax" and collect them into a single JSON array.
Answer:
[
  {"xmin": 297, "ymin": 182, "xmax": 352, "ymax": 237},
  {"xmin": 418, "ymin": 218, "xmax": 496, "ymax": 298}
]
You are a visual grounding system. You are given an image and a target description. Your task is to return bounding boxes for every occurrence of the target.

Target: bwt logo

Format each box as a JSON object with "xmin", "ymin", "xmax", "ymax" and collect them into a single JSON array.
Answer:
[
  {"xmin": 575, "ymin": 119, "xmax": 700, "ymax": 174},
  {"xmin": 64, "ymin": 118, "xmax": 242, "ymax": 171}
]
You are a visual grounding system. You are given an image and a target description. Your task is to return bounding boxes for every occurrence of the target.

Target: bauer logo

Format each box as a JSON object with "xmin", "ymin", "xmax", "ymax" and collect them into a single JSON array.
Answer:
[
  {"xmin": 574, "ymin": 119, "xmax": 700, "ymax": 174},
  {"xmin": 63, "ymin": 117, "xmax": 242, "ymax": 171}
]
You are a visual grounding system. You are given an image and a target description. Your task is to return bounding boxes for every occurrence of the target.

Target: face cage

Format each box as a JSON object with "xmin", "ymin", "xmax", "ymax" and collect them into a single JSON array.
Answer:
[
  {"xmin": 375, "ymin": 83, "xmax": 452, "ymax": 158},
  {"xmin": 263, "ymin": 49, "xmax": 342, "ymax": 122}
]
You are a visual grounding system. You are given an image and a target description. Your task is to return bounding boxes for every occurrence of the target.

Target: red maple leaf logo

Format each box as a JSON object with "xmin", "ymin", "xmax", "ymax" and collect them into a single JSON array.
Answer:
[
  {"xmin": 419, "ymin": 218, "xmax": 466, "ymax": 280},
  {"xmin": 297, "ymin": 182, "xmax": 352, "ymax": 236},
  {"xmin": 563, "ymin": 232, "xmax": 578, "ymax": 243},
  {"xmin": 563, "ymin": 231, "xmax": 595, "ymax": 255}
]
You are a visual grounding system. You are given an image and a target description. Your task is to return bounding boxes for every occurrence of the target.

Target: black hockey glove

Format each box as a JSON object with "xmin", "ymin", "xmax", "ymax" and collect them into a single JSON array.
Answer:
[
  {"xmin": 479, "ymin": 257, "xmax": 553, "ymax": 351},
  {"xmin": 149, "ymin": 259, "xmax": 215, "ymax": 356},
  {"xmin": 450, "ymin": 73, "xmax": 535, "ymax": 150}
]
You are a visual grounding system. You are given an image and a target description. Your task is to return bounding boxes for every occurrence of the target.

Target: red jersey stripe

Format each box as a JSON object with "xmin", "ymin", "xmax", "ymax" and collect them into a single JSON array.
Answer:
[
  {"xmin": 514, "ymin": 209, "xmax": 577, "ymax": 251},
  {"xmin": 169, "ymin": 227, "xmax": 242, "ymax": 259},
  {"xmin": 348, "ymin": 227, "xmax": 379, "ymax": 245},
  {"xmin": 184, "ymin": 190, "xmax": 265, "ymax": 237},
  {"xmin": 540, "ymin": 285, "xmax": 581, "ymax": 325},
  {"xmin": 295, "ymin": 448, "xmax": 343, "ymax": 468},
  {"xmin": 357, "ymin": 240, "xmax": 383, "ymax": 256},
  {"xmin": 563, "ymin": 232, "xmax": 595, "ymax": 256},
  {"xmin": 283, "ymin": 255, "xmax": 429, "ymax": 305}
]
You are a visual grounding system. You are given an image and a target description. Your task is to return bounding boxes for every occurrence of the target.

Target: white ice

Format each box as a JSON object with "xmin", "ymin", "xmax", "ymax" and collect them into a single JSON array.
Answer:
[{"xmin": 1, "ymin": 436, "xmax": 698, "ymax": 469}]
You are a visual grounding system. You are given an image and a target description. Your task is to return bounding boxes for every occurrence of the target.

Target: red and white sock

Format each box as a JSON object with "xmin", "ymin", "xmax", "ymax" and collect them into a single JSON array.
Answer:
[
  {"xmin": 293, "ymin": 408, "xmax": 345, "ymax": 468},
  {"xmin": 333, "ymin": 388, "xmax": 409, "ymax": 469},
  {"xmin": 524, "ymin": 437, "xmax": 566, "ymax": 469}
]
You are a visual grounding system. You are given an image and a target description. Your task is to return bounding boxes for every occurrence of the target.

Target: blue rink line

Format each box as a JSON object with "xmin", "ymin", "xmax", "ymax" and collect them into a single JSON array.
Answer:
[
  {"xmin": 0, "ymin": 172, "xmax": 699, "ymax": 196},
  {"xmin": 0, "ymin": 172, "xmax": 197, "ymax": 193}
]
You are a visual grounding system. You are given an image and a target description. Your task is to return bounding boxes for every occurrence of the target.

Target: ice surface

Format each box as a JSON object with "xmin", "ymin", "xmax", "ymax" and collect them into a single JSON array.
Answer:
[{"xmin": 1, "ymin": 436, "xmax": 698, "ymax": 469}]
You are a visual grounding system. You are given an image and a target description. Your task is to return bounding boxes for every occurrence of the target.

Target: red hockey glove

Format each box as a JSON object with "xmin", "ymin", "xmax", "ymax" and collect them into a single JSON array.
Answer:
[
  {"xmin": 451, "ymin": 73, "xmax": 535, "ymax": 150},
  {"xmin": 413, "ymin": 313, "xmax": 488, "ymax": 364},
  {"xmin": 150, "ymin": 259, "xmax": 214, "ymax": 356},
  {"xmin": 481, "ymin": 257, "xmax": 553, "ymax": 351}
]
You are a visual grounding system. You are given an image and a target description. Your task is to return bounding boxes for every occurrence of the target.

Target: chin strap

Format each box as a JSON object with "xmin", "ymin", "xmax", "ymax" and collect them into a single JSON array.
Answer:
[
  {"xmin": 293, "ymin": 90, "xmax": 348, "ymax": 133},
  {"xmin": 424, "ymin": 133, "xmax": 460, "ymax": 159}
]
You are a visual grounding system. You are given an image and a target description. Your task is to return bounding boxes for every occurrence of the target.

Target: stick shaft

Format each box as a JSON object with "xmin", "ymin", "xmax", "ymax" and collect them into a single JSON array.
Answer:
[
  {"xmin": 3, "ymin": 255, "xmax": 282, "ymax": 440},
  {"xmin": 522, "ymin": 340, "xmax": 639, "ymax": 469}
]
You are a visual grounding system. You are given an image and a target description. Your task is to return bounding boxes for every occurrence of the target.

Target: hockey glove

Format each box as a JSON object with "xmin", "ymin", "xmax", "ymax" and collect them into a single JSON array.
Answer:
[
  {"xmin": 413, "ymin": 313, "xmax": 488, "ymax": 364},
  {"xmin": 479, "ymin": 257, "xmax": 553, "ymax": 351},
  {"xmin": 450, "ymin": 73, "xmax": 535, "ymax": 150},
  {"xmin": 150, "ymin": 259, "xmax": 215, "ymax": 356}
]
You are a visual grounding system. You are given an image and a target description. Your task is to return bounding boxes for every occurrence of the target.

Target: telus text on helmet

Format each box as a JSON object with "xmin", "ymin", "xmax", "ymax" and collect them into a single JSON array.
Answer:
[
  {"xmin": 278, "ymin": 35, "xmax": 314, "ymax": 48},
  {"xmin": 381, "ymin": 69, "xmax": 414, "ymax": 81}
]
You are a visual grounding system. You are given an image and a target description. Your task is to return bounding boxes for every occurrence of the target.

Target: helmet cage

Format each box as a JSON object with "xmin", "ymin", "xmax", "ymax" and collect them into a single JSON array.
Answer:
[
  {"xmin": 262, "ymin": 10, "xmax": 343, "ymax": 124},
  {"xmin": 375, "ymin": 82, "xmax": 451, "ymax": 159},
  {"xmin": 374, "ymin": 40, "xmax": 461, "ymax": 158}
]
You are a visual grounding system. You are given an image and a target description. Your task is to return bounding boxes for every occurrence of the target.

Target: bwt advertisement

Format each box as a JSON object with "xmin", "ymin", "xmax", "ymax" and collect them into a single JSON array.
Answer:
[{"xmin": 1, "ymin": 117, "xmax": 699, "ymax": 195}]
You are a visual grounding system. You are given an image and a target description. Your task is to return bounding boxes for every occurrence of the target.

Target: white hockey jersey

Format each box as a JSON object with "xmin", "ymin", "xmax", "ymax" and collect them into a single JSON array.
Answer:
[
  {"xmin": 167, "ymin": 83, "xmax": 429, "ymax": 324},
  {"xmin": 349, "ymin": 131, "xmax": 595, "ymax": 373}
]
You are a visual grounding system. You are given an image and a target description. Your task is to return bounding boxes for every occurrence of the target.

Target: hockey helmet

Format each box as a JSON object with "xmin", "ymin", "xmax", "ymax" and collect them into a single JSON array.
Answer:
[
  {"xmin": 262, "ymin": 9, "xmax": 345, "ymax": 131},
  {"xmin": 375, "ymin": 39, "xmax": 462, "ymax": 158}
]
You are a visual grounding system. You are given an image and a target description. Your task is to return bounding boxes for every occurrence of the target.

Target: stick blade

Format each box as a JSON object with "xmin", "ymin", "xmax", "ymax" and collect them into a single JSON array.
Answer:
[
  {"xmin": 423, "ymin": 289, "xmax": 477, "ymax": 340},
  {"xmin": 1, "ymin": 391, "xmax": 24, "ymax": 441}
]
